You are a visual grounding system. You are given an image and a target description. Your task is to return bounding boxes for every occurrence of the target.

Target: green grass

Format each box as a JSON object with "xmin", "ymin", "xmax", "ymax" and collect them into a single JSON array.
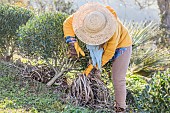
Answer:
[{"xmin": 0, "ymin": 75, "xmax": 63, "ymax": 113}]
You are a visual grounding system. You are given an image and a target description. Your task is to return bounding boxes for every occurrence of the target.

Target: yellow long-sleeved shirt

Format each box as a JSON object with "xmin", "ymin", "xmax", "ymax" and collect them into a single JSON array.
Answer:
[{"xmin": 63, "ymin": 6, "xmax": 132, "ymax": 66}]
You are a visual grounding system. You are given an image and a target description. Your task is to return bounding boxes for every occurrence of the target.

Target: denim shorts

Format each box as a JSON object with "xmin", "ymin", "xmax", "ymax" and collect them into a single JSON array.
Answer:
[{"xmin": 111, "ymin": 47, "xmax": 127, "ymax": 61}]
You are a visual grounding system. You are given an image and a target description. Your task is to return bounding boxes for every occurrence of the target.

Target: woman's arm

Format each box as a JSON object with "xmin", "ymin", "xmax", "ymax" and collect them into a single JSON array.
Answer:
[
  {"xmin": 63, "ymin": 14, "xmax": 85, "ymax": 58},
  {"xmin": 63, "ymin": 15, "xmax": 75, "ymax": 38},
  {"xmin": 101, "ymin": 6, "xmax": 119, "ymax": 66},
  {"xmin": 102, "ymin": 24, "xmax": 120, "ymax": 66}
]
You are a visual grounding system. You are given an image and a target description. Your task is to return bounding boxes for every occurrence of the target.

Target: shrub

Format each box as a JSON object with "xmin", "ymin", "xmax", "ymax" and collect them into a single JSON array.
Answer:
[
  {"xmin": 18, "ymin": 12, "xmax": 68, "ymax": 60},
  {"xmin": 134, "ymin": 69, "xmax": 170, "ymax": 112},
  {"xmin": 126, "ymin": 74, "xmax": 147, "ymax": 94},
  {"xmin": 126, "ymin": 74, "xmax": 148, "ymax": 110},
  {"xmin": 0, "ymin": 4, "xmax": 34, "ymax": 61}
]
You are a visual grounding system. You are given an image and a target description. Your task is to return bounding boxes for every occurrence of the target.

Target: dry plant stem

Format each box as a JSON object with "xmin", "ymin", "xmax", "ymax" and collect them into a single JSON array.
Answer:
[
  {"xmin": 46, "ymin": 58, "xmax": 77, "ymax": 86},
  {"xmin": 46, "ymin": 70, "xmax": 65, "ymax": 86},
  {"xmin": 71, "ymin": 74, "xmax": 112, "ymax": 109},
  {"xmin": 71, "ymin": 74, "xmax": 94, "ymax": 104}
]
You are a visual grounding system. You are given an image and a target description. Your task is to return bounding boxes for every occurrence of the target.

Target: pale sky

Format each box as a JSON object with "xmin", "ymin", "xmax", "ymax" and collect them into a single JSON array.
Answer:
[{"xmin": 67, "ymin": 0, "xmax": 160, "ymax": 22}]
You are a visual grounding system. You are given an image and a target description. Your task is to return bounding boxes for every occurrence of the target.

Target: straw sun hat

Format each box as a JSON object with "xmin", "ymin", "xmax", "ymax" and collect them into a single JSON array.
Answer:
[{"xmin": 73, "ymin": 2, "xmax": 117, "ymax": 45}]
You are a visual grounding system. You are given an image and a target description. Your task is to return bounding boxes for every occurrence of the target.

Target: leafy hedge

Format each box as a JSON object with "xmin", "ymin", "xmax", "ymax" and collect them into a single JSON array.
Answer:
[
  {"xmin": 130, "ymin": 70, "xmax": 170, "ymax": 112},
  {"xmin": 0, "ymin": 4, "xmax": 34, "ymax": 60},
  {"xmin": 18, "ymin": 12, "xmax": 68, "ymax": 59},
  {"xmin": 139, "ymin": 70, "xmax": 170, "ymax": 112}
]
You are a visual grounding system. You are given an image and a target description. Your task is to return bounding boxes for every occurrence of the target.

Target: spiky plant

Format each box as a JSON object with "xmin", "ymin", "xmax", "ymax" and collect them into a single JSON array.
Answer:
[
  {"xmin": 124, "ymin": 21, "xmax": 159, "ymax": 48},
  {"xmin": 130, "ymin": 47, "xmax": 170, "ymax": 76},
  {"xmin": 123, "ymin": 21, "xmax": 170, "ymax": 76}
]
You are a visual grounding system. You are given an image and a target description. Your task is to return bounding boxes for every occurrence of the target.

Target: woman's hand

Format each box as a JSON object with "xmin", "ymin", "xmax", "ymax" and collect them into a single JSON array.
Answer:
[
  {"xmin": 66, "ymin": 36, "xmax": 85, "ymax": 59},
  {"xmin": 74, "ymin": 42, "xmax": 85, "ymax": 57},
  {"xmin": 83, "ymin": 64, "xmax": 101, "ymax": 78},
  {"xmin": 83, "ymin": 64, "xmax": 94, "ymax": 76}
]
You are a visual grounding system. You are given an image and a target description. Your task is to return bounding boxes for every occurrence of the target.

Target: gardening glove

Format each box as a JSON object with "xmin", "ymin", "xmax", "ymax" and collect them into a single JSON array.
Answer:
[
  {"xmin": 83, "ymin": 64, "xmax": 101, "ymax": 77},
  {"xmin": 83, "ymin": 64, "xmax": 94, "ymax": 76},
  {"xmin": 66, "ymin": 36, "xmax": 85, "ymax": 58},
  {"xmin": 74, "ymin": 42, "xmax": 85, "ymax": 57}
]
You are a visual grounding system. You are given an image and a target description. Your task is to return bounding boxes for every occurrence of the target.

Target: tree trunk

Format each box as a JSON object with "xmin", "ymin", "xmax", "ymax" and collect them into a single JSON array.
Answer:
[{"xmin": 157, "ymin": 0, "xmax": 170, "ymax": 34}]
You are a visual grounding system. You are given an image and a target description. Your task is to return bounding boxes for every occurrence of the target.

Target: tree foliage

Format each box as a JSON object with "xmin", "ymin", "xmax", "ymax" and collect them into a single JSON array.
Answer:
[
  {"xmin": 18, "ymin": 12, "xmax": 68, "ymax": 60},
  {"xmin": 0, "ymin": 3, "xmax": 34, "ymax": 61}
]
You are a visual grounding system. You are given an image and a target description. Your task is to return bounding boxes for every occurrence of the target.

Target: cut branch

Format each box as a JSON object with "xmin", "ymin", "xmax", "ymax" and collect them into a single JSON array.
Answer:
[{"xmin": 46, "ymin": 70, "xmax": 65, "ymax": 86}]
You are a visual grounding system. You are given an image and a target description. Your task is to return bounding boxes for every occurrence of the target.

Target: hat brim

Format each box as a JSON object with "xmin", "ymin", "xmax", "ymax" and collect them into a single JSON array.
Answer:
[{"xmin": 73, "ymin": 2, "xmax": 117, "ymax": 45}]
